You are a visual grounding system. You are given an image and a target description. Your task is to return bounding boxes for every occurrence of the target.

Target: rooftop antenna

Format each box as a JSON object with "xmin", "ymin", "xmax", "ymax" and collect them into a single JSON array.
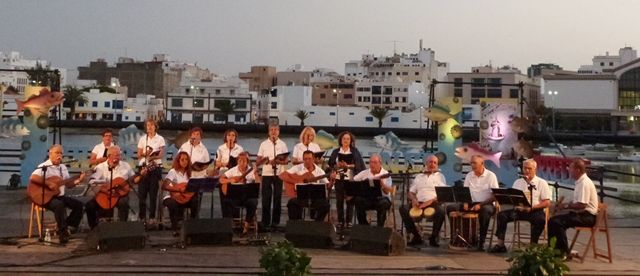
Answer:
[{"xmin": 387, "ymin": 40, "xmax": 402, "ymax": 55}]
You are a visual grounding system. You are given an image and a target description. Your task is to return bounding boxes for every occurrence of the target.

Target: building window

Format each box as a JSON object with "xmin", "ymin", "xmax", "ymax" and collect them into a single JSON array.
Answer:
[
  {"xmin": 487, "ymin": 89, "xmax": 501, "ymax": 98},
  {"xmin": 104, "ymin": 101, "xmax": 110, "ymax": 108},
  {"xmin": 78, "ymin": 101, "xmax": 84, "ymax": 107},
  {"xmin": 609, "ymin": 62, "xmax": 614, "ymax": 66},
  {"xmin": 230, "ymin": 89, "xmax": 235, "ymax": 95},
  {"xmin": 329, "ymin": 112, "xmax": 336, "ymax": 116},
  {"xmin": 214, "ymin": 113, "xmax": 227, "ymax": 121},
  {"xmin": 471, "ymin": 89, "xmax": 485, "ymax": 98},
  {"xmin": 271, "ymin": 102, "xmax": 277, "ymax": 109},
  {"xmin": 395, "ymin": 97, "xmax": 399, "ymax": 102},
  {"xmin": 396, "ymin": 72, "xmax": 401, "ymax": 76},
  {"xmin": 193, "ymin": 113, "xmax": 204, "ymax": 124},
  {"xmin": 454, "ymin": 88, "xmax": 463, "ymax": 97},
  {"xmin": 235, "ymin": 114, "xmax": 245, "ymax": 122},
  {"xmin": 454, "ymin": 78, "xmax": 463, "ymax": 87},
  {"xmin": 270, "ymin": 89, "xmax": 277, "ymax": 97},
  {"xmin": 510, "ymin": 89, "xmax": 520, "ymax": 98},
  {"xmin": 358, "ymin": 96, "xmax": 362, "ymax": 102},
  {"xmin": 372, "ymin": 86, "xmax": 381, "ymax": 95},
  {"xmin": 472, "ymin": 78, "xmax": 485, "ymax": 87},
  {"xmin": 488, "ymin": 78, "xmax": 501, "ymax": 87},
  {"xmin": 349, "ymin": 112, "xmax": 354, "ymax": 115},
  {"xmin": 320, "ymin": 93, "xmax": 326, "ymax": 99},
  {"xmin": 415, "ymin": 72, "xmax": 419, "ymax": 76},
  {"xmin": 402, "ymin": 72, "xmax": 408, "ymax": 75},
  {"xmin": 113, "ymin": 100, "xmax": 124, "ymax": 109},
  {"xmin": 402, "ymin": 97, "xmax": 407, "ymax": 103},
  {"xmin": 193, "ymin": 99, "xmax": 204, "ymax": 108},
  {"xmin": 365, "ymin": 116, "xmax": 373, "ymax": 122},
  {"xmin": 172, "ymin": 98, "xmax": 183, "ymax": 107},
  {"xmin": 390, "ymin": 117, "xmax": 399, "ymax": 122},
  {"xmin": 235, "ymin": 100, "xmax": 247, "ymax": 109},
  {"xmin": 384, "ymin": 97, "xmax": 392, "ymax": 104},
  {"xmin": 383, "ymin": 87, "xmax": 393, "ymax": 95},
  {"xmin": 92, "ymin": 101, "xmax": 98, "ymax": 107},
  {"xmin": 372, "ymin": 96, "xmax": 381, "ymax": 104},
  {"xmin": 200, "ymin": 88, "xmax": 205, "ymax": 94},
  {"xmin": 343, "ymin": 94, "xmax": 353, "ymax": 99},
  {"xmin": 600, "ymin": 62, "xmax": 605, "ymax": 66},
  {"xmin": 215, "ymin": 89, "xmax": 221, "ymax": 95}
]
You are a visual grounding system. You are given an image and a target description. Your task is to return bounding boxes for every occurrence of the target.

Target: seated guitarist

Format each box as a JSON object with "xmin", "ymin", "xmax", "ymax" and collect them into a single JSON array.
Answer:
[
  {"xmin": 219, "ymin": 152, "xmax": 259, "ymax": 234},
  {"xmin": 85, "ymin": 145, "xmax": 135, "ymax": 229},
  {"xmin": 162, "ymin": 151, "xmax": 198, "ymax": 236},
  {"xmin": 29, "ymin": 144, "xmax": 85, "ymax": 244},
  {"xmin": 279, "ymin": 150, "xmax": 333, "ymax": 222}
]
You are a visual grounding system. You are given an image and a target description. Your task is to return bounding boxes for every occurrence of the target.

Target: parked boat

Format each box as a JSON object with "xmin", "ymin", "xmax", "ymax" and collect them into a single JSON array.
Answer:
[{"xmin": 618, "ymin": 152, "xmax": 640, "ymax": 162}]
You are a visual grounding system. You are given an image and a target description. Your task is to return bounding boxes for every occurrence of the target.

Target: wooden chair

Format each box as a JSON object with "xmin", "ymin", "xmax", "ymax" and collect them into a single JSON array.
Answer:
[
  {"xmin": 28, "ymin": 202, "xmax": 43, "ymax": 238},
  {"xmin": 510, "ymin": 207, "xmax": 550, "ymax": 250},
  {"xmin": 569, "ymin": 203, "xmax": 612, "ymax": 263}
]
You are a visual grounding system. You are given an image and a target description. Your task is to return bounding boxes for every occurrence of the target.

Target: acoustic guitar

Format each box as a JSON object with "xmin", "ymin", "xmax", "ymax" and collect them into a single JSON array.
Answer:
[
  {"xmin": 94, "ymin": 177, "xmax": 131, "ymax": 209},
  {"xmin": 163, "ymin": 180, "xmax": 195, "ymax": 204},
  {"xmin": 27, "ymin": 170, "xmax": 91, "ymax": 206},
  {"xmin": 220, "ymin": 166, "xmax": 255, "ymax": 196},
  {"xmin": 284, "ymin": 170, "xmax": 332, "ymax": 198}
]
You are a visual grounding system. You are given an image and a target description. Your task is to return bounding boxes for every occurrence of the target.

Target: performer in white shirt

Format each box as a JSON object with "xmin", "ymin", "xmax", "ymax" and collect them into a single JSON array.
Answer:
[
  {"xmin": 291, "ymin": 126, "xmax": 321, "ymax": 165},
  {"xmin": 215, "ymin": 129, "xmax": 244, "ymax": 218},
  {"xmin": 489, "ymin": 159, "xmax": 551, "ymax": 253},
  {"xmin": 279, "ymin": 150, "xmax": 331, "ymax": 221},
  {"xmin": 352, "ymin": 154, "xmax": 393, "ymax": 227},
  {"xmin": 178, "ymin": 127, "xmax": 210, "ymax": 179},
  {"xmin": 162, "ymin": 151, "xmax": 198, "ymax": 236},
  {"xmin": 256, "ymin": 123, "xmax": 288, "ymax": 231},
  {"xmin": 136, "ymin": 118, "xmax": 165, "ymax": 225},
  {"xmin": 89, "ymin": 129, "xmax": 114, "ymax": 166},
  {"xmin": 548, "ymin": 158, "xmax": 599, "ymax": 258},
  {"xmin": 219, "ymin": 152, "xmax": 260, "ymax": 234}
]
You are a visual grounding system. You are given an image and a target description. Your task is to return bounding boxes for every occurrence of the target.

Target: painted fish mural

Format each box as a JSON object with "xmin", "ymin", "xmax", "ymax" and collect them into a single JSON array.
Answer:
[
  {"xmin": 374, "ymin": 131, "xmax": 412, "ymax": 152},
  {"xmin": 425, "ymin": 104, "xmax": 454, "ymax": 123},
  {"xmin": 0, "ymin": 117, "xmax": 30, "ymax": 138},
  {"xmin": 117, "ymin": 124, "xmax": 145, "ymax": 149},
  {"xmin": 314, "ymin": 129, "xmax": 339, "ymax": 150},
  {"xmin": 455, "ymin": 142, "xmax": 503, "ymax": 167},
  {"xmin": 15, "ymin": 88, "xmax": 64, "ymax": 116},
  {"xmin": 513, "ymin": 138, "xmax": 534, "ymax": 159}
]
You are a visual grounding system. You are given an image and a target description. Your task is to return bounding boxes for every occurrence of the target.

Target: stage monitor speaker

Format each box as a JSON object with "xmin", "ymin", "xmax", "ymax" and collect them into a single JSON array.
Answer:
[
  {"xmin": 182, "ymin": 218, "xmax": 233, "ymax": 246},
  {"xmin": 349, "ymin": 225, "xmax": 405, "ymax": 256},
  {"xmin": 87, "ymin": 221, "xmax": 145, "ymax": 251},
  {"xmin": 285, "ymin": 220, "xmax": 335, "ymax": 249}
]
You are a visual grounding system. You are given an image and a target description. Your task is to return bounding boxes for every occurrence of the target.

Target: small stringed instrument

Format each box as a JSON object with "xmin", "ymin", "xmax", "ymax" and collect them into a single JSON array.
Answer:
[
  {"xmin": 164, "ymin": 181, "xmax": 195, "ymax": 205},
  {"xmin": 27, "ymin": 169, "xmax": 91, "ymax": 206},
  {"xmin": 94, "ymin": 177, "xmax": 131, "ymax": 209}
]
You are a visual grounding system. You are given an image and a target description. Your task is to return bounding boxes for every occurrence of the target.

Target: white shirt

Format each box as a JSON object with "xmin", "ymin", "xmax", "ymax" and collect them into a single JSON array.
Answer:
[
  {"xmin": 257, "ymin": 138, "xmax": 288, "ymax": 176},
  {"xmin": 512, "ymin": 176, "xmax": 551, "ymax": 207},
  {"xmin": 410, "ymin": 171, "xmax": 446, "ymax": 202},
  {"xmin": 163, "ymin": 169, "xmax": 190, "ymax": 199},
  {"xmin": 286, "ymin": 163, "xmax": 329, "ymax": 184},
  {"xmin": 32, "ymin": 160, "xmax": 70, "ymax": 196},
  {"xmin": 137, "ymin": 133, "xmax": 166, "ymax": 165},
  {"xmin": 91, "ymin": 142, "xmax": 113, "ymax": 161},
  {"xmin": 224, "ymin": 166, "xmax": 256, "ymax": 183},
  {"xmin": 216, "ymin": 143, "xmax": 244, "ymax": 167},
  {"xmin": 292, "ymin": 142, "xmax": 322, "ymax": 161},
  {"xmin": 464, "ymin": 168, "xmax": 499, "ymax": 203},
  {"xmin": 573, "ymin": 173, "xmax": 599, "ymax": 215},
  {"xmin": 353, "ymin": 167, "xmax": 393, "ymax": 198},
  {"xmin": 89, "ymin": 161, "xmax": 135, "ymax": 185},
  {"xmin": 179, "ymin": 141, "xmax": 211, "ymax": 178}
]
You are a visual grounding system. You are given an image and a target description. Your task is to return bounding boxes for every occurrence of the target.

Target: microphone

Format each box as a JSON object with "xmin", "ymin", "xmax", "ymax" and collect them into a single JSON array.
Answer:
[{"xmin": 524, "ymin": 177, "xmax": 536, "ymax": 191}]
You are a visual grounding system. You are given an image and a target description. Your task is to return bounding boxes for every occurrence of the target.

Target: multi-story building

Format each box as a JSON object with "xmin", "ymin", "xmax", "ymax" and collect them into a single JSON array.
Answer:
[
  {"xmin": 354, "ymin": 80, "xmax": 427, "ymax": 111},
  {"xmin": 527, "ymin": 63, "xmax": 563, "ymax": 78},
  {"xmin": 64, "ymin": 87, "xmax": 163, "ymax": 122},
  {"xmin": 239, "ymin": 66, "xmax": 277, "ymax": 122},
  {"xmin": 166, "ymin": 77, "xmax": 252, "ymax": 124},
  {"xmin": 447, "ymin": 66, "xmax": 541, "ymax": 113},
  {"xmin": 577, "ymin": 47, "xmax": 638, "ymax": 74},
  {"xmin": 0, "ymin": 51, "xmax": 68, "ymax": 93},
  {"xmin": 308, "ymin": 69, "xmax": 356, "ymax": 106}
]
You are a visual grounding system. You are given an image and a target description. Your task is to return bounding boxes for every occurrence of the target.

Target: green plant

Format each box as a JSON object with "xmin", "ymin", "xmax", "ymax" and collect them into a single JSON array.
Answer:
[
  {"xmin": 259, "ymin": 241, "xmax": 311, "ymax": 276},
  {"xmin": 507, "ymin": 237, "xmax": 569, "ymax": 276},
  {"xmin": 26, "ymin": 63, "xmax": 60, "ymax": 88},
  {"xmin": 294, "ymin": 109, "xmax": 309, "ymax": 126},
  {"xmin": 369, "ymin": 107, "xmax": 390, "ymax": 128}
]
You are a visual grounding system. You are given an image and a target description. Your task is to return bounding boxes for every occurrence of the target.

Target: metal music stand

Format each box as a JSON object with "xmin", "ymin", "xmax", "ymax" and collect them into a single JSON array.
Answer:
[
  {"xmin": 186, "ymin": 177, "xmax": 219, "ymax": 218},
  {"xmin": 344, "ymin": 180, "xmax": 383, "ymax": 199},
  {"xmin": 227, "ymin": 182, "xmax": 260, "ymax": 201},
  {"xmin": 436, "ymin": 186, "xmax": 474, "ymax": 248},
  {"xmin": 295, "ymin": 183, "xmax": 328, "ymax": 220},
  {"xmin": 491, "ymin": 188, "xmax": 531, "ymax": 208}
]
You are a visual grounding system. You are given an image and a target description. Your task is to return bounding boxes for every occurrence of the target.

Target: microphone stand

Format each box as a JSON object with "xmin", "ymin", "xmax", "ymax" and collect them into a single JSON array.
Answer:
[{"xmin": 108, "ymin": 164, "xmax": 114, "ymax": 221}]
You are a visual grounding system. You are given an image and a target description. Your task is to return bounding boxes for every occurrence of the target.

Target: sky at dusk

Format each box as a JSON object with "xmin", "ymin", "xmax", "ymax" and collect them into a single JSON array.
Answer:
[{"xmin": 2, "ymin": 0, "xmax": 639, "ymax": 76}]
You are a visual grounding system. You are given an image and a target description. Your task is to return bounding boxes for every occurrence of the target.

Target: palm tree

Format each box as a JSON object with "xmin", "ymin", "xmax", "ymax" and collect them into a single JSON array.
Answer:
[
  {"xmin": 369, "ymin": 107, "xmax": 390, "ymax": 128},
  {"xmin": 216, "ymin": 99, "xmax": 235, "ymax": 124},
  {"xmin": 63, "ymin": 85, "xmax": 87, "ymax": 120},
  {"xmin": 294, "ymin": 109, "xmax": 309, "ymax": 126},
  {"xmin": 25, "ymin": 62, "xmax": 59, "ymax": 88}
]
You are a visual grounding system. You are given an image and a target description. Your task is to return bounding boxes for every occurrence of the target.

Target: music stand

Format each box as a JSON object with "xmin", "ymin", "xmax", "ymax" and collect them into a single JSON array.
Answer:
[
  {"xmin": 295, "ymin": 183, "xmax": 327, "ymax": 201},
  {"xmin": 344, "ymin": 180, "xmax": 383, "ymax": 199},
  {"xmin": 227, "ymin": 182, "xmax": 260, "ymax": 200},
  {"xmin": 337, "ymin": 153, "xmax": 353, "ymax": 164},
  {"xmin": 491, "ymin": 188, "xmax": 531, "ymax": 207},
  {"xmin": 186, "ymin": 177, "xmax": 219, "ymax": 218},
  {"xmin": 435, "ymin": 186, "xmax": 472, "ymax": 203}
]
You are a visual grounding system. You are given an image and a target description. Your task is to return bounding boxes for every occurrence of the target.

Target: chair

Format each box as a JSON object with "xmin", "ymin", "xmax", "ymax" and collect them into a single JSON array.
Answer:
[
  {"xmin": 487, "ymin": 202, "xmax": 501, "ymax": 249},
  {"xmin": 415, "ymin": 205, "xmax": 449, "ymax": 240},
  {"xmin": 511, "ymin": 207, "xmax": 550, "ymax": 250},
  {"xmin": 28, "ymin": 202, "xmax": 43, "ymax": 238},
  {"xmin": 233, "ymin": 206, "xmax": 259, "ymax": 238},
  {"xmin": 569, "ymin": 203, "xmax": 613, "ymax": 263}
]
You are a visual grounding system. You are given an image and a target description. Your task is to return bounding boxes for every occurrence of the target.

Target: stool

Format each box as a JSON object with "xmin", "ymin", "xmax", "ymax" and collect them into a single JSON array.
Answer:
[
  {"xmin": 29, "ymin": 203, "xmax": 56, "ymax": 238},
  {"xmin": 569, "ymin": 203, "xmax": 612, "ymax": 263}
]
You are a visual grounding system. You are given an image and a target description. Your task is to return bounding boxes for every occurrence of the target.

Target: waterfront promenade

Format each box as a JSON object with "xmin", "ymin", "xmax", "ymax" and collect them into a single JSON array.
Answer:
[{"xmin": 0, "ymin": 189, "xmax": 639, "ymax": 275}]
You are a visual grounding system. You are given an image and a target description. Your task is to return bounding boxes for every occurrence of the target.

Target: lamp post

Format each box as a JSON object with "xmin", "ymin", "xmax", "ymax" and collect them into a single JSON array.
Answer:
[
  {"xmin": 419, "ymin": 106, "xmax": 424, "ymax": 129},
  {"xmin": 548, "ymin": 90, "xmax": 558, "ymax": 131},
  {"xmin": 333, "ymin": 88, "xmax": 341, "ymax": 127}
]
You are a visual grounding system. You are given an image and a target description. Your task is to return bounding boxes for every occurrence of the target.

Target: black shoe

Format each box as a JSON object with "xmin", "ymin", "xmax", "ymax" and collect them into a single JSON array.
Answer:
[
  {"xmin": 488, "ymin": 244, "xmax": 507, "ymax": 253},
  {"xmin": 67, "ymin": 226, "xmax": 79, "ymax": 234},
  {"xmin": 58, "ymin": 231, "xmax": 69, "ymax": 245},
  {"xmin": 407, "ymin": 237, "xmax": 423, "ymax": 246},
  {"xmin": 428, "ymin": 237, "xmax": 439, "ymax": 247}
]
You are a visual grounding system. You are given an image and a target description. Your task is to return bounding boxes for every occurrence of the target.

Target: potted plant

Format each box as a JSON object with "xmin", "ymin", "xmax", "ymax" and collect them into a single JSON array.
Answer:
[
  {"xmin": 259, "ymin": 241, "xmax": 311, "ymax": 276},
  {"xmin": 506, "ymin": 237, "xmax": 570, "ymax": 276}
]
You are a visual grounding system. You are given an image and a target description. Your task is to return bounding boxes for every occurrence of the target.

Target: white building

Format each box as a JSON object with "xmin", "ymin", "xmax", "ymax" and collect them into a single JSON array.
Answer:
[
  {"xmin": 577, "ymin": 47, "xmax": 637, "ymax": 74},
  {"xmin": 0, "ymin": 51, "xmax": 68, "ymax": 93},
  {"xmin": 166, "ymin": 77, "xmax": 252, "ymax": 124},
  {"xmin": 354, "ymin": 80, "xmax": 427, "ymax": 111}
]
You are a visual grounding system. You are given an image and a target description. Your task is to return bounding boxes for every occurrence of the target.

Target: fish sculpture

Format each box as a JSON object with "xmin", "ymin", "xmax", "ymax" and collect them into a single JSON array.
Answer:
[
  {"xmin": 513, "ymin": 138, "xmax": 534, "ymax": 159},
  {"xmin": 169, "ymin": 131, "xmax": 191, "ymax": 149},
  {"xmin": 455, "ymin": 142, "xmax": 502, "ymax": 167},
  {"xmin": 15, "ymin": 88, "xmax": 64, "ymax": 116},
  {"xmin": 0, "ymin": 117, "xmax": 30, "ymax": 138},
  {"xmin": 117, "ymin": 124, "xmax": 145, "ymax": 149},
  {"xmin": 436, "ymin": 97, "xmax": 462, "ymax": 116},
  {"xmin": 425, "ymin": 104, "xmax": 454, "ymax": 123},
  {"xmin": 314, "ymin": 129, "xmax": 338, "ymax": 150},
  {"xmin": 374, "ymin": 131, "xmax": 411, "ymax": 152},
  {"xmin": 509, "ymin": 117, "xmax": 531, "ymax": 134}
]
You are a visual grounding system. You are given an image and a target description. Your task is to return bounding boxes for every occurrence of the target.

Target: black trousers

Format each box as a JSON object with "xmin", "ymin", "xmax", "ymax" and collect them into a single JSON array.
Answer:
[
  {"xmin": 334, "ymin": 180, "xmax": 354, "ymax": 224},
  {"xmin": 354, "ymin": 196, "xmax": 391, "ymax": 227},
  {"xmin": 447, "ymin": 202, "xmax": 496, "ymax": 246},
  {"xmin": 163, "ymin": 197, "xmax": 199, "ymax": 231},
  {"xmin": 138, "ymin": 167, "xmax": 161, "ymax": 220},
  {"xmin": 42, "ymin": 195, "xmax": 84, "ymax": 234},
  {"xmin": 85, "ymin": 195, "xmax": 130, "ymax": 229},
  {"xmin": 548, "ymin": 211, "xmax": 596, "ymax": 255},
  {"xmin": 287, "ymin": 198, "xmax": 330, "ymax": 221},
  {"xmin": 261, "ymin": 176, "xmax": 283, "ymax": 227},
  {"xmin": 399, "ymin": 203, "xmax": 445, "ymax": 240},
  {"xmin": 495, "ymin": 209, "xmax": 546, "ymax": 243},
  {"xmin": 222, "ymin": 196, "xmax": 258, "ymax": 223}
]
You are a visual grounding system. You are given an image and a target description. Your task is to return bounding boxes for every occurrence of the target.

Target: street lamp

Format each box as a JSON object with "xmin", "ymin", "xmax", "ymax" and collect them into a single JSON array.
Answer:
[
  {"xmin": 419, "ymin": 106, "xmax": 424, "ymax": 129},
  {"xmin": 548, "ymin": 90, "xmax": 558, "ymax": 131},
  {"xmin": 333, "ymin": 88, "xmax": 341, "ymax": 126}
]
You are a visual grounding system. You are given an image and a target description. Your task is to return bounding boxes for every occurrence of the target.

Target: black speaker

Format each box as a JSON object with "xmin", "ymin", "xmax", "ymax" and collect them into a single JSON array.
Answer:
[
  {"xmin": 349, "ymin": 225, "xmax": 405, "ymax": 256},
  {"xmin": 182, "ymin": 218, "xmax": 233, "ymax": 246},
  {"xmin": 87, "ymin": 221, "xmax": 145, "ymax": 251},
  {"xmin": 285, "ymin": 220, "xmax": 335, "ymax": 249}
]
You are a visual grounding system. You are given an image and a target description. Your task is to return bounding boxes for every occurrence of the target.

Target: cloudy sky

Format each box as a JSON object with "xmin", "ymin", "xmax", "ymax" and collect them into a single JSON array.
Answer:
[{"xmin": 2, "ymin": 0, "xmax": 639, "ymax": 76}]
